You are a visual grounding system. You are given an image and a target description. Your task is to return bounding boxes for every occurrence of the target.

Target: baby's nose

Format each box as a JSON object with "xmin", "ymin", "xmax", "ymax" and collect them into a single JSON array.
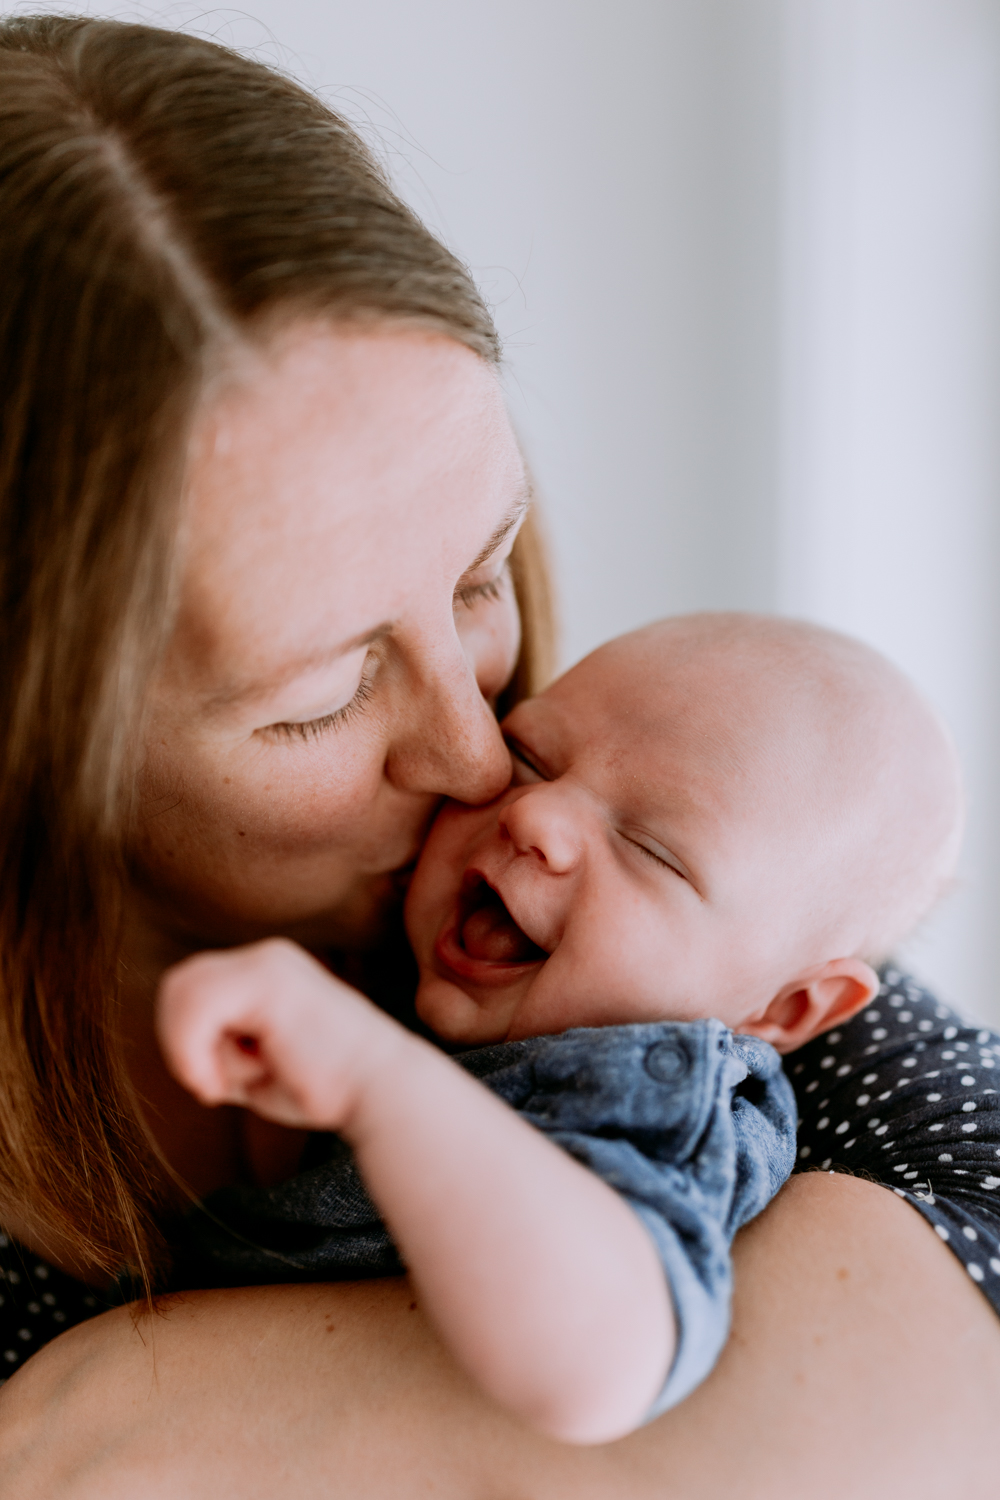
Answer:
[{"xmin": 499, "ymin": 786, "xmax": 582, "ymax": 874}]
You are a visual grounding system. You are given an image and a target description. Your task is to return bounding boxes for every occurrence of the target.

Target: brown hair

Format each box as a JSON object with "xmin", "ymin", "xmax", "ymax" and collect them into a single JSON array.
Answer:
[{"xmin": 0, "ymin": 15, "xmax": 555, "ymax": 1285}]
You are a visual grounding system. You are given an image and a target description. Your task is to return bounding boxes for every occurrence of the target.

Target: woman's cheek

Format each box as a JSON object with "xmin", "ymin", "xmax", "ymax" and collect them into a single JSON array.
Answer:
[{"xmin": 134, "ymin": 732, "xmax": 337, "ymax": 861}]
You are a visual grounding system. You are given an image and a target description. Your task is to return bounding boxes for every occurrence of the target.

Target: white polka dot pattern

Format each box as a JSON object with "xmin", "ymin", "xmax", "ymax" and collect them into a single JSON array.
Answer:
[
  {"xmin": 0, "ymin": 1234, "xmax": 105, "ymax": 1382},
  {"xmin": 792, "ymin": 970, "xmax": 1000, "ymax": 1313}
]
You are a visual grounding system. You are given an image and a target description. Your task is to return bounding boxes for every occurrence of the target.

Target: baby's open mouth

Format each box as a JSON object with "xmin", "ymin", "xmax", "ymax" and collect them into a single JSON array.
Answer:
[{"xmin": 455, "ymin": 873, "xmax": 548, "ymax": 966}]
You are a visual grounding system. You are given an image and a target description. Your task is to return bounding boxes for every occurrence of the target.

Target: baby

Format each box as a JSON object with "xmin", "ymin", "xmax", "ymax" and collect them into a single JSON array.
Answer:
[{"xmin": 158, "ymin": 613, "xmax": 962, "ymax": 1444}]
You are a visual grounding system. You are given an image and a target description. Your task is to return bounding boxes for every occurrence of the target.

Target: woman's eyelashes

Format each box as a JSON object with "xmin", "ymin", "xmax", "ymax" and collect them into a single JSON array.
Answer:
[
  {"xmin": 265, "ymin": 659, "xmax": 377, "ymax": 742},
  {"xmin": 258, "ymin": 561, "xmax": 510, "ymax": 745},
  {"xmin": 453, "ymin": 560, "xmax": 510, "ymax": 611}
]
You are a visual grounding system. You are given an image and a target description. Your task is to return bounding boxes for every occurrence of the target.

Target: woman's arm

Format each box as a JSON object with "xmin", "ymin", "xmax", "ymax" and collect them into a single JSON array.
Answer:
[{"xmin": 3, "ymin": 1173, "xmax": 999, "ymax": 1500}]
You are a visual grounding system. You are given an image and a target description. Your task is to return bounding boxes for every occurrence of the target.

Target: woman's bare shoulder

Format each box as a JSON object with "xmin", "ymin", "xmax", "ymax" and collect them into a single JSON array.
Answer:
[{"xmin": 2, "ymin": 1174, "xmax": 998, "ymax": 1500}]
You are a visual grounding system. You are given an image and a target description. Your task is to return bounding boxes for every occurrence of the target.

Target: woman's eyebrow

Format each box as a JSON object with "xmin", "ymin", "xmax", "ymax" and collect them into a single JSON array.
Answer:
[
  {"xmin": 460, "ymin": 494, "xmax": 529, "ymax": 577},
  {"xmin": 204, "ymin": 621, "xmax": 395, "ymax": 711}
]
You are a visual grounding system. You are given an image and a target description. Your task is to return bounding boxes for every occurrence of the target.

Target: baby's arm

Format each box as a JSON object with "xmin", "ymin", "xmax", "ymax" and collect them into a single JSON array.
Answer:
[{"xmin": 158, "ymin": 939, "xmax": 674, "ymax": 1444}]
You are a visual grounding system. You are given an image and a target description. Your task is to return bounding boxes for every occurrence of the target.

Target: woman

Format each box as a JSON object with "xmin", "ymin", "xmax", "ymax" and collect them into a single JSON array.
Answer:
[{"xmin": 0, "ymin": 17, "xmax": 998, "ymax": 1496}]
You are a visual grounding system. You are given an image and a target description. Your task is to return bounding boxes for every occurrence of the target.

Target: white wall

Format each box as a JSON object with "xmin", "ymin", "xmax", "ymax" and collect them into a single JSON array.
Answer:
[
  {"xmin": 777, "ymin": 1, "xmax": 1000, "ymax": 1019},
  {"xmin": 9, "ymin": 0, "xmax": 1000, "ymax": 1019}
]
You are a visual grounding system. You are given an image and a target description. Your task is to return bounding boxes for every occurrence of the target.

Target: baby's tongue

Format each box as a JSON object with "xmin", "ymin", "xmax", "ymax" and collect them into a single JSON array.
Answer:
[{"xmin": 461, "ymin": 892, "xmax": 543, "ymax": 963}]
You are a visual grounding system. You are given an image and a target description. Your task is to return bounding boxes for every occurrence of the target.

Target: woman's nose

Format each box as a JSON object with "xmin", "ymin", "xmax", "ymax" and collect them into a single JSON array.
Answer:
[
  {"xmin": 384, "ymin": 635, "xmax": 513, "ymax": 805},
  {"xmin": 499, "ymin": 786, "xmax": 581, "ymax": 874}
]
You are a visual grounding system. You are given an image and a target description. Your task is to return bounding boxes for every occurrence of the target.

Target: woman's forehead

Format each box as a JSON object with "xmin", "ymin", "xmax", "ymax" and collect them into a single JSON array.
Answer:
[
  {"xmin": 186, "ymin": 324, "xmax": 514, "ymax": 542},
  {"xmin": 174, "ymin": 323, "xmax": 524, "ymax": 673}
]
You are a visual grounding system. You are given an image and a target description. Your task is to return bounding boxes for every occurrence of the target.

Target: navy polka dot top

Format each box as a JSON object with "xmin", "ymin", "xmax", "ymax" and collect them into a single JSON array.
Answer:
[
  {"xmin": 0, "ymin": 1239, "xmax": 106, "ymax": 1382},
  {"xmin": 2, "ymin": 969, "xmax": 999, "ymax": 1382},
  {"xmin": 790, "ymin": 969, "xmax": 1000, "ymax": 1286}
]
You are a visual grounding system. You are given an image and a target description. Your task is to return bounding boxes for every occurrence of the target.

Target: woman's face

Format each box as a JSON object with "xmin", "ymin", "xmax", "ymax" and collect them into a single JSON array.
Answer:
[{"xmin": 132, "ymin": 324, "xmax": 526, "ymax": 954}]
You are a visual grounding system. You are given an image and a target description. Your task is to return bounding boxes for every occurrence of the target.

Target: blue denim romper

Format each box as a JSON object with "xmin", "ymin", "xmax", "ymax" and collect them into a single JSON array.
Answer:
[
  {"xmin": 7, "ymin": 976, "xmax": 1000, "ymax": 1395},
  {"xmin": 174, "ymin": 1019, "xmax": 797, "ymax": 1417}
]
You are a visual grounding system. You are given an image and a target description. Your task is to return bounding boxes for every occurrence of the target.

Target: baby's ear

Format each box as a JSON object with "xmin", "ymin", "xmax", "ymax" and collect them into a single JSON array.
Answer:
[{"xmin": 739, "ymin": 958, "xmax": 880, "ymax": 1055}]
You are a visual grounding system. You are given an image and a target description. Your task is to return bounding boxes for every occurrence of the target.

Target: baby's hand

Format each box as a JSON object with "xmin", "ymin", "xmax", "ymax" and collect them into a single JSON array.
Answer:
[{"xmin": 157, "ymin": 938, "xmax": 407, "ymax": 1132}]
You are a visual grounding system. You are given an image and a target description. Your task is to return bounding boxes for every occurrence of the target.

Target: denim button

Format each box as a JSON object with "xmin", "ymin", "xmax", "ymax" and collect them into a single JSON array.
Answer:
[{"xmin": 644, "ymin": 1039, "xmax": 689, "ymax": 1083}]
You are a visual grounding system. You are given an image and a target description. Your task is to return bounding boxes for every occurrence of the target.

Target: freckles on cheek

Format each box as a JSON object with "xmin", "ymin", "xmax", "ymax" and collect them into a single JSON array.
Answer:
[
  {"xmin": 139, "ymin": 729, "xmax": 375, "ymax": 856},
  {"xmin": 224, "ymin": 759, "xmax": 386, "ymax": 854}
]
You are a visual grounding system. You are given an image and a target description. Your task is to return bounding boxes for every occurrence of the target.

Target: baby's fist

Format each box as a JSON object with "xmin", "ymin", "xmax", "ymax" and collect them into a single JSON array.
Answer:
[{"xmin": 156, "ymin": 939, "xmax": 404, "ymax": 1131}]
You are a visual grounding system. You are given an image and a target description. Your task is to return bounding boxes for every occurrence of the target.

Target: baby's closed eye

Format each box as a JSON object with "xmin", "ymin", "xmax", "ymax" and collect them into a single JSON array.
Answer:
[
  {"xmin": 619, "ymin": 831, "xmax": 691, "ymax": 881},
  {"xmin": 506, "ymin": 737, "xmax": 548, "ymax": 785}
]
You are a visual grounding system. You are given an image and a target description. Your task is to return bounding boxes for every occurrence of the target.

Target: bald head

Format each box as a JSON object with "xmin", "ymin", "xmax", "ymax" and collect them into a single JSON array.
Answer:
[
  {"xmin": 583, "ymin": 613, "xmax": 963, "ymax": 962},
  {"xmin": 408, "ymin": 608, "xmax": 963, "ymax": 1052}
]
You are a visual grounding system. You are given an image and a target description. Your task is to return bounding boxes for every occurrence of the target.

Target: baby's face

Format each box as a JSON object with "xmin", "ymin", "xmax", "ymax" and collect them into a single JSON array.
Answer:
[{"xmin": 405, "ymin": 630, "xmax": 838, "ymax": 1047}]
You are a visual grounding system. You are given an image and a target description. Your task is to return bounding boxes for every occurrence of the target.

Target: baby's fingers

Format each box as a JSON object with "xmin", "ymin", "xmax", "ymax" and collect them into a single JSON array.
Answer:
[
  {"xmin": 157, "ymin": 937, "xmax": 410, "ymax": 1130},
  {"xmin": 157, "ymin": 947, "xmax": 278, "ymax": 1105}
]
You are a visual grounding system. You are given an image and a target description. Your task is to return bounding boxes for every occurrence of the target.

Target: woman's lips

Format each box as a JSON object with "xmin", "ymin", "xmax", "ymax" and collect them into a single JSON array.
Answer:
[{"xmin": 434, "ymin": 873, "xmax": 547, "ymax": 987}]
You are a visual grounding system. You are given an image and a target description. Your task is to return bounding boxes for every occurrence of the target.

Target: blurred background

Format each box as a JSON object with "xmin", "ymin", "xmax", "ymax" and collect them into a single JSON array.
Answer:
[{"xmin": 8, "ymin": 0, "xmax": 999, "ymax": 1020}]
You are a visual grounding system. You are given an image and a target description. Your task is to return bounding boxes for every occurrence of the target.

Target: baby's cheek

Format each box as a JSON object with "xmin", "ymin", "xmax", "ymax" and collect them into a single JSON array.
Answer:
[
  {"xmin": 519, "ymin": 904, "xmax": 680, "ymax": 1029},
  {"xmin": 403, "ymin": 848, "xmax": 454, "ymax": 959},
  {"xmin": 405, "ymin": 799, "xmax": 503, "ymax": 944}
]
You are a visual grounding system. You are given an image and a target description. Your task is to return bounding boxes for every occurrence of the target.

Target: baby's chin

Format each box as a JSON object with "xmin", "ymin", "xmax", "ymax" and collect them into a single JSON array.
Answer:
[{"xmin": 415, "ymin": 971, "xmax": 522, "ymax": 1047}]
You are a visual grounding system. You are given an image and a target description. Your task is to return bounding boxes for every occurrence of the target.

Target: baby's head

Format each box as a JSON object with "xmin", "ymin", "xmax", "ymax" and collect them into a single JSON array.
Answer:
[{"xmin": 405, "ymin": 613, "xmax": 962, "ymax": 1052}]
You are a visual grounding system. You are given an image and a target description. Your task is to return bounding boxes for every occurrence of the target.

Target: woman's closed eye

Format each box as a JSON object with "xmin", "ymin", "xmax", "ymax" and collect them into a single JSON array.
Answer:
[
  {"xmin": 453, "ymin": 560, "xmax": 510, "ymax": 611},
  {"xmin": 259, "ymin": 559, "xmax": 513, "ymax": 747},
  {"xmin": 264, "ymin": 654, "xmax": 378, "ymax": 742}
]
